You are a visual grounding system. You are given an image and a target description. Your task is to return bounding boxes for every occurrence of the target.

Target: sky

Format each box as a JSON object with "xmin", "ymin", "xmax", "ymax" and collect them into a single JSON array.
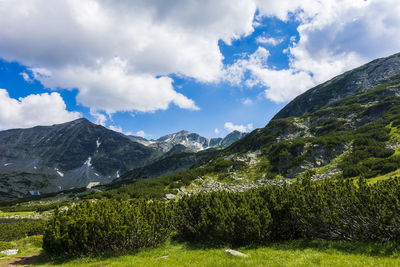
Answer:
[{"xmin": 0, "ymin": 0, "xmax": 400, "ymax": 139}]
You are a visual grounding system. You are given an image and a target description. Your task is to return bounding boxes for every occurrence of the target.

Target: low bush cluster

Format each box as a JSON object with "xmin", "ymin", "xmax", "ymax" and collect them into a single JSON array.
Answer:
[
  {"xmin": 43, "ymin": 176, "xmax": 400, "ymax": 256},
  {"xmin": 0, "ymin": 219, "xmax": 45, "ymax": 241},
  {"xmin": 175, "ymin": 191, "xmax": 271, "ymax": 245},
  {"xmin": 176, "ymin": 177, "xmax": 400, "ymax": 244},
  {"xmin": 43, "ymin": 199, "xmax": 174, "ymax": 256}
]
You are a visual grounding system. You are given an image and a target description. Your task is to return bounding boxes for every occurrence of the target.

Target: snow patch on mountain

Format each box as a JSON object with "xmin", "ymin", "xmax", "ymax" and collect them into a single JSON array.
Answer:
[
  {"xmin": 84, "ymin": 157, "xmax": 92, "ymax": 167},
  {"xmin": 96, "ymin": 138, "xmax": 101, "ymax": 148}
]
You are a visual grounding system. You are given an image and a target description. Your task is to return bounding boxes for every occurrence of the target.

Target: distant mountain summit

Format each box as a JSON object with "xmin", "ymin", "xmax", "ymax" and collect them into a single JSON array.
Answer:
[
  {"xmin": 0, "ymin": 119, "xmax": 246, "ymax": 198},
  {"xmin": 0, "ymin": 118, "xmax": 156, "ymax": 198},
  {"xmin": 128, "ymin": 130, "xmax": 246, "ymax": 152}
]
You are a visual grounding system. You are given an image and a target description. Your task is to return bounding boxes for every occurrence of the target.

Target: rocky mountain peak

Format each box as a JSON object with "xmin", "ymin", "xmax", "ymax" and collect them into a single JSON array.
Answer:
[{"xmin": 274, "ymin": 52, "xmax": 400, "ymax": 119}]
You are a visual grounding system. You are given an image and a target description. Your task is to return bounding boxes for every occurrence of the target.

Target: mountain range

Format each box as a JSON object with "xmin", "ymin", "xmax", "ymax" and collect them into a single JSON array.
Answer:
[
  {"xmin": 0, "ymin": 120, "xmax": 246, "ymax": 199},
  {"xmin": 2, "ymin": 52, "xmax": 400, "ymax": 201}
]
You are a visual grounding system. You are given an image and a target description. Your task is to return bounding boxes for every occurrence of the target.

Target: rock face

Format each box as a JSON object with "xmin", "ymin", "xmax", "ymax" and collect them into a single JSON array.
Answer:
[{"xmin": 274, "ymin": 52, "xmax": 400, "ymax": 119}]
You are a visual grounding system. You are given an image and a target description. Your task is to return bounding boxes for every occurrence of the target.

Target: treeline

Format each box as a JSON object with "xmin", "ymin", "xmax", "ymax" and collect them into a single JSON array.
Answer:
[{"xmin": 43, "ymin": 176, "xmax": 400, "ymax": 256}]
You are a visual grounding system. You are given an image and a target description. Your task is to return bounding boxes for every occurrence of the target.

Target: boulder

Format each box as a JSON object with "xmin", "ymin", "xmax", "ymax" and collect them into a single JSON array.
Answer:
[
  {"xmin": 224, "ymin": 249, "xmax": 248, "ymax": 257},
  {"xmin": 0, "ymin": 249, "xmax": 18, "ymax": 255}
]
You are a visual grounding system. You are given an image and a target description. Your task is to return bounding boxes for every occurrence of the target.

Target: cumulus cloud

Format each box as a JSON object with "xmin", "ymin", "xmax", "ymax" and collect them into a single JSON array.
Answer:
[
  {"xmin": 90, "ymin": 111, "xmax": 107, "ymax": 126},
  {"xmin": 224, "ymin": 122, "xmax": 253, "ymax": 133},
  {"xmin": 0, "ymin": 0, "xmax": 256, "ymax": 118},
  {"xmin": 19, "ymin": 72, "xmax": 33, "ymax": 83},
  {"xmin": 256, "ymin": 36, "xmax": 283, "ymax": 46},
  {"xmin": 242, "ymin": 98, "xmax": 253, "ymax": 105},
  {"xmin": 109, "ymin": 125, "xmax": 123, "ymax": 133},
  {"xmin": 33, "ymin": 58, "xmax": 199, "ymax": 113},
  {"xmin": 136, "ymin": 130, "xmax": 147, "ymax": 138},
  {"xmin": 250, "ymin": 0, "xmax": 400, "ymax": 102},
  {"xmin": 0, "ymin": 89, "xmax": 80, "ymax": 130},
  {"xmin": 1, "ymin": 0, "xmax": 399, "ymax": 116},
  {"xmin": 109, "ymin": 125, "xmax": 133, "ymax": 136}
]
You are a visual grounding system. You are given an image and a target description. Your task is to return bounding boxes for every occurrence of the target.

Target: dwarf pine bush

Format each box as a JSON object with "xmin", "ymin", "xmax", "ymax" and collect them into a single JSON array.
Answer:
[
  {"xmin": 175, "ymin": 190, "xmax": 272, "ymax": 245},
  {"xmin": 43, "ymin": 199, "xmax": 174, "ymax": 256}
]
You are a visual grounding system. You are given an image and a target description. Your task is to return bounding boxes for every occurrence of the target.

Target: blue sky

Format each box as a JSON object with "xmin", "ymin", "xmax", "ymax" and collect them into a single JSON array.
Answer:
[{"xmin": 0, "ymin": 1, "xmax": 399, "ymax": 139}]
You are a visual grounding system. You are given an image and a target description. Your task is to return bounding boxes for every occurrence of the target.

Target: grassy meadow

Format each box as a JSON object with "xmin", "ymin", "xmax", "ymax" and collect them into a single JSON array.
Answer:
[{"xmin": 1, "ymin": 237, "xmax": 400, "ymax": 266}]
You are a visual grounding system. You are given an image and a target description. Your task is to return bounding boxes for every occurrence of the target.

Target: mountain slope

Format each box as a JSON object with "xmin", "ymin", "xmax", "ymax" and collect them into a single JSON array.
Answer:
[
  {"xmin": 0, "ymin": 119, "xmax": 247, "ymax": 199},
  {"xmin": 105, "ymin": 52, "xmax": 400, "ymax": 199},
  {"xmin": 218, "ymin": 53, "xmax": 400, "ymax": 182},
  {"xmin": 274, "ymin": 52, "xmax": 400, "ymax": 119},
  {"xmin": 0, "ymin": 118, "xmax": 158, "ymax": 197}
]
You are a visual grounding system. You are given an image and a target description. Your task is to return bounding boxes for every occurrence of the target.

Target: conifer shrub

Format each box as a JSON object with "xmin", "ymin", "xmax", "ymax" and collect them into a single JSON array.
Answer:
[
  {"xmin": 0, "ymin": 219, "xmax": 45, "ymax": 241},
  {"xmin": 175, "ymin": 191, "xmax": 272, "ymax": 245},
  {"xmin": 175, "ymin": 177, "xmax": 400, "ymax": 244},
  {"xmin": 287, "ymin": 177, "xmax": 400, "ymax": 242},
  {"xmin": 43, "ymin": 199, "xmax": 174, "ymax": 256}
]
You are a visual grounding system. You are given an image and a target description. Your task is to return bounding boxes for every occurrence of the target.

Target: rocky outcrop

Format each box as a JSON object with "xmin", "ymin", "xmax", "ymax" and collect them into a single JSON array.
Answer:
[{"xmin": 274, "ymin": 53, "xmax": 400, "ymax": 119}]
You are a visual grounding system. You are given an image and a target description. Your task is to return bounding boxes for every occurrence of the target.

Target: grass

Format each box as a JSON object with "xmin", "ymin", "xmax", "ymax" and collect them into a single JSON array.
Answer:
[
  {"xmin": 0, "ymin": 210, "xmax": 37, "ymax": 218},
  {"xmin": 368, "ymin": 168, "xmax": 400, "ymax": 184},
  {"xmin": 0, "ymin": 235, "xmax": 42, "ymax": 262},
  {"xmin": 2, "ymin": 237, "xmax": 400, "ymax": 266}
]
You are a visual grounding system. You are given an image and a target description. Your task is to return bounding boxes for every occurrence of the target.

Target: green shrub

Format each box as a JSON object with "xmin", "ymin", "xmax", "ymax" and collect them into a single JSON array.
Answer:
[
  {"xmin": 175, "ymin": 176, "xmax": 400, "ymax": 244},
  {"xmin": 175, "ymin": 191, "xmax": 272, "ymax": 245},
  {"xmin": 0, "ymin": 219, "xmax": 45, "ymax": 241},
  {"xmin": 43, "ymin": 199, "xmax": 174, "ymax": 256}
]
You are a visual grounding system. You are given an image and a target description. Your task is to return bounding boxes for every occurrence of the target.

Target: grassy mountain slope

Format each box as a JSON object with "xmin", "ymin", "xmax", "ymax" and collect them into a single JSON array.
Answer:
[{"xmin": 100, "ymin": 53, "xmax": 400, "ymax": 200}]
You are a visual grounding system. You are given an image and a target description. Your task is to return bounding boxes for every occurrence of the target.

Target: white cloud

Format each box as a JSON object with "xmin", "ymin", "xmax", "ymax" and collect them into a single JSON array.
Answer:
[
  {"xmin": 0, "ymin": 0, "xmax": 256, "ymax": 119},
  {"xmin": 224, "ymin": 0, "xmax": 400, "ymax": 103},
  {"xmin": 33, "ymin": 58, "xmax": 199, "ymax": 113},
  {"xmin": 1, "ymin": 0, "xmax": 399, "ymax": 113},
  {"xmin": 224, "ymin": 122, "xmax": 253, "ymax": 133},
  {"xmin": 254, "ymin": 0, "xmax": 400, "ymax": 102},
  {"xmin": 109, "ymin": 125, "xmax": 133, "ymax": 136},
  {"xmin": 19, "ymin": 72, "xmax": 33, "ymax": 83},
  {"xmin": 109, "ymin": 125, "xmax": 122, "ymax": 133},
  {"xmin": 224, "ymin": 46, "xmax": 270, "ymax": 86},
  {"xmin": 214, "ymin": 128, "xmax": 220, "ymax": 134},
  {"xmin": 136, "ymin": 130, "xmax": 146, "ymax": 138},
  {"xmin": 0, "ymin": 89, "xmax": 80, "ymax": 130},
  {"xmin": 256, "ymin": 36, "xmax": 283, "ymax": 46},
  {"xmin": 90, "ymin": 111, "xmax": 107, "ymax": 126},
  {"xmin": 242, "ymin": 98, "xmax": 253, "ymax": 105}
]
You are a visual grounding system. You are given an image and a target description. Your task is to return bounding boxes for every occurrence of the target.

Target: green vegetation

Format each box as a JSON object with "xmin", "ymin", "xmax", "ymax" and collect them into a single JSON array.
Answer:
[
  {"xmin": 41, "ymin": 176, "xmax": 400, "ymax": 259},
  {"xmin": 43, "ymin": 199, "xmax": 174, "ymax": 256},
  {"xmin": 4, "ymin": 238, "xmax": 400, "ymax": 266},
  {"xmin": 92, "ymin": 159, "xmax": 246, "ymax": 201},
  {"xmin": 2, "ymin": 60, "xmax": 400, "ymax": 267},
  {"xmin": 53, "ymin": 240, "xmax": 398, "ymax": 267},
  {"xmin": 176, "ymin": 191, "xmax": 271, "ymax": 245},
  {"xmin": 0, "ymin": 218, "xmax": 45, "ymax": 241}
]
